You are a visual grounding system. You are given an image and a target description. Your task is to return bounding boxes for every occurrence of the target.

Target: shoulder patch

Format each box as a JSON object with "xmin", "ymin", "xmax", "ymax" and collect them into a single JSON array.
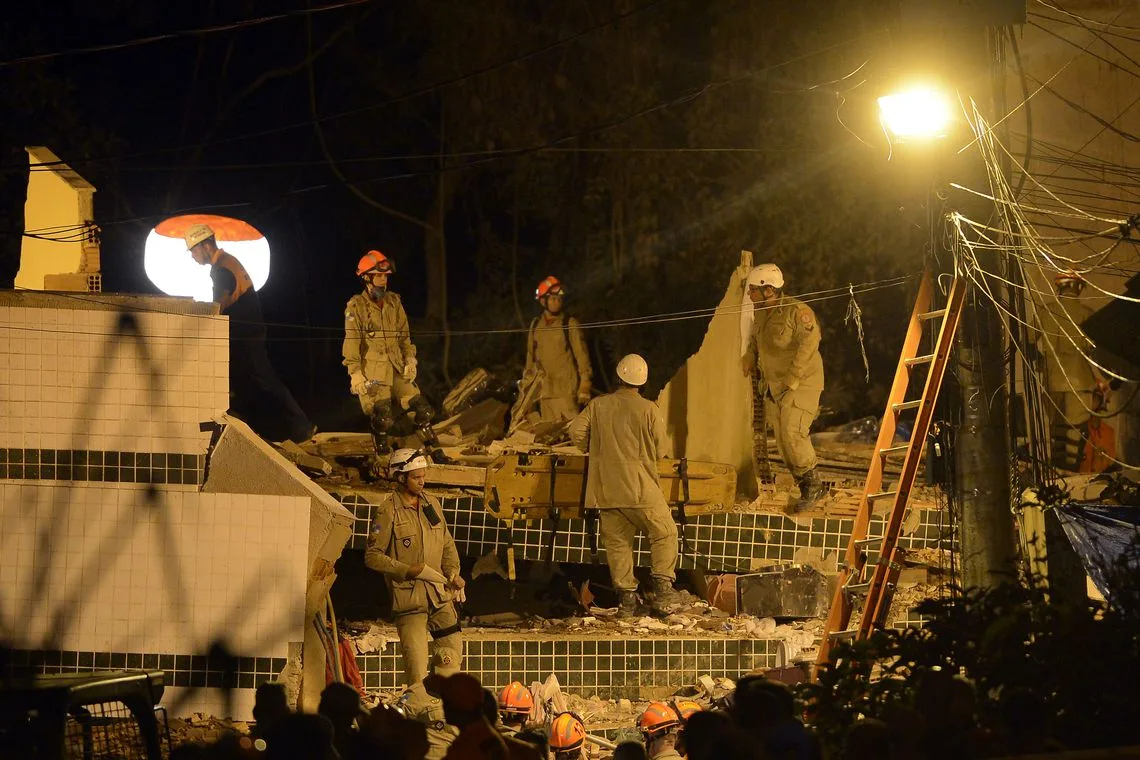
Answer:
[{"xmin": 798, "ymin": 306, "xmax": 816, "ymax": 330}]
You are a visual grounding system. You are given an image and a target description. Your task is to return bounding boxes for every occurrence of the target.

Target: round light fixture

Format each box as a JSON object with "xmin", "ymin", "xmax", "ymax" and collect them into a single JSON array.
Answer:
[
  {"xmin": 878, "ymin": 86, "xmax": 955, "ymax": 141},
  {"xmin": 145, "ymin": 214, "xmax": 270, "ymax": 302}
]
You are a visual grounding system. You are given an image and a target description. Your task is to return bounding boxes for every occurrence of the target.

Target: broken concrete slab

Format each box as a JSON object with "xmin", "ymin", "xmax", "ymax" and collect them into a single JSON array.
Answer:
[
  {"xmin": 277, "ymin": 439, "xmax": 333, "ymax": 477},
  {"xmin": 737, "ymin": 565, "xmax": 829, "ymax": 619}
]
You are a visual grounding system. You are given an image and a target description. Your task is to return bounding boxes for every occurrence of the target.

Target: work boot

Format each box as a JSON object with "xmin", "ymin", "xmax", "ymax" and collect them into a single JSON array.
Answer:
[
  {"xmin": 617, "ymin": 590, "xmax": 648, "ymax": 618},
  {"xmin": 795, "ymin": 468, "xmax": 826, "ymax": 511},
  {"xmin": 427, "ymin": 446, "xmax": 455, "ymax": 466},
  {"xmin": 370, "ymin": 430, "xmax": 392, "ymax": 457},
  {"xmin": 647, "ymin": 577, "xmax": 698, "ymax": 616}
]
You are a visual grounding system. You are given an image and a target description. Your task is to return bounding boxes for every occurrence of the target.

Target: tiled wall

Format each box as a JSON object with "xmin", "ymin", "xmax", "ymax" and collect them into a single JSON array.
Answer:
[
  {"xmin": 0, "ymin": 484, "xmax": 309, "ymax": 656},
  {"xmin": 355, "ymin": 637, "xmax": 779, "ymax": 697},
  {"xmin": 0, "ymin": 302, "xmax": 228, "ymax": 453},
  {"xmin": 336, "ymin": 494, "xmax": 952, "ymax": 572}
]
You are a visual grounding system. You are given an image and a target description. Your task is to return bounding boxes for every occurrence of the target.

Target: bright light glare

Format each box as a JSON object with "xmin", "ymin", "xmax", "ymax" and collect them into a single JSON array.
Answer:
[
  {"xmin": 878, "ymin": 87, "xmax": 954, "ymax": 140},
  {"xmin": 144, "ymin": 228, "xmax": 270, "ymax": 303}
]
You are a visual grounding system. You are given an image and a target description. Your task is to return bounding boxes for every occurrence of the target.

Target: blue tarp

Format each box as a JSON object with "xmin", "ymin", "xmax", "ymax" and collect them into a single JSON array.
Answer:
[{"xmin": 1055, "ymin": 504, "xmax": 1140, "ymax": 598}]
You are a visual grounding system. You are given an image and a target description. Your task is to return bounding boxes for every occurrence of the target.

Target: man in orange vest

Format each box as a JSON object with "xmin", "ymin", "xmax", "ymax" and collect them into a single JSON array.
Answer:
[{"xmin": 185, "ymin": 223, "xmax": 315, "ymax": 443}]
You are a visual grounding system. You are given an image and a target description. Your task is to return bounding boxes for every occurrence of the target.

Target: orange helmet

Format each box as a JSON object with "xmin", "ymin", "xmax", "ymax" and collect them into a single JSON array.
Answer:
[
  {"xmin": 638, "ymin": 701, "xmax": 680, "ymax": 739},
  {"xmin": 535, "ymin": 275, "xmax": 565, "ymax": 301},
  {"xmin": 669, "ymin": 698, "xmax": 702, "ymax": 722},
  {"xmin": 357, "ymin": 250, "xmax": 395, "ymax": 277},
  {"xmin": 549, "ymin": 712, "xmax": 586, "ymax": 753},
  {"xmin": 497, "ymin": 681, "xmax": 534, "ymax": 719}
]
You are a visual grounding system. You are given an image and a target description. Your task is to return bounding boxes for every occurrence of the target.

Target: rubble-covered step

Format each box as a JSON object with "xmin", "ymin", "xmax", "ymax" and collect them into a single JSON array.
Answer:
[
  {"xmin": 333, "ymin": 494, "xmax": 952, "ymax": 572},
  {"xmin": 350, "ymin": 625, "xmax": 814, "ymax": 700}
]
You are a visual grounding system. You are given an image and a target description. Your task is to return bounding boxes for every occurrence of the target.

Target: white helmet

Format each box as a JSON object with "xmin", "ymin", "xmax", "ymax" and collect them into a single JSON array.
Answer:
[
  {"xmin": 616, "ymin": 354, "xmax": 649, "ymax": 387},
  {"xmin": 747, "ymin": 263, "xmax": 784, "ymax": 289},
  {"xmin": 389, "ymin": 448, "xmax": 429, "ymax": 476}
]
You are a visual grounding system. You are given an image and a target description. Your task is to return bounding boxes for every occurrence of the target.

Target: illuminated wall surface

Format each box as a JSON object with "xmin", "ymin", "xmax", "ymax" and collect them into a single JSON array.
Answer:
[
  {"xmin": 17, "ymin": 147, "xmax": 95, "ymax": 291},
  {"xmin": 146, "ymin": 214, "xmax": 271, "ymax": 303},
  {"xmin": 0, "ymin": 293, "xmax": 326, "ymax": 719}
]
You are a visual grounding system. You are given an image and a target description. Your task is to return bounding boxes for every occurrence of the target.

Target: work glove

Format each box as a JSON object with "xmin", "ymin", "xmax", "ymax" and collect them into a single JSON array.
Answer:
[
  {"xmin": 576, "ymin": 381, "xmax": 592, "ymax": 407},
  {"xmin": 403, "ymin": 357, "xmax": 418, "ymax": 382},
  {"xmin": 741, "ymin": 356, "xmax": 754, "ymax": 377},
  {"xmin": 448, "ymin": 573, "xmax": 467, "ymax": 604},
  {"xmin": 350, "ymin": 373, "xmax": 368, "ymax": 396}
]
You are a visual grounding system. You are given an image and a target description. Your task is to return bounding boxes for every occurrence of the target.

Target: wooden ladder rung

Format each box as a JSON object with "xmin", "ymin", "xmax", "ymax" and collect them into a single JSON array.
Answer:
[
  {"xmin": 878, "ymin": 445, "xmax": 911, "ymax": 458},
  {"xmin": 854, "ymin": 537, "xmax": 883, "ymax": 548},
  {"xmin": 829, "ymin": 629, "xmax": 859, "ymax": 641},
  {"xmin": 919, "ymin": 309, "xmax": 947, "ymax": 321},
  {"xmin": 892, "ymin": 400, "xmax": 922, "ymax": 413},
  {"xmin": 868, "ymin": 490, "xmax": 898, "ymax": 501},
  {"xmin": 905, "ymin": 354, "xmax": 935, "ymax": 367},
  {"xmin": 843, "ymin": 580, "xmax": 873, "ymax": 597}
]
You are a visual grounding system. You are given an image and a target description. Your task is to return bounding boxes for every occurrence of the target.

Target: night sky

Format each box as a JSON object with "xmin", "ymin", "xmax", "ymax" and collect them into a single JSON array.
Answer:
[{"xmin": 4, "ymin": 0, "xmax": 923, "ymax": 430}]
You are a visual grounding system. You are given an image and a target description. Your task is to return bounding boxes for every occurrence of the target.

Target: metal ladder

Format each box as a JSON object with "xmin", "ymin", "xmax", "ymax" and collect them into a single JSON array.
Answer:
[{"xmin": 815, "ymin": 269, "xmax": 966, "ymax": 669}]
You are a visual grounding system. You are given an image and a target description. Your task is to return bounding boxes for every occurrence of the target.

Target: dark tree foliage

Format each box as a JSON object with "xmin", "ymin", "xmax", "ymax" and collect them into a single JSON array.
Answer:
[{"xmin": 799, "ymin": 537, "xmax": 1140, "ymax": 757}]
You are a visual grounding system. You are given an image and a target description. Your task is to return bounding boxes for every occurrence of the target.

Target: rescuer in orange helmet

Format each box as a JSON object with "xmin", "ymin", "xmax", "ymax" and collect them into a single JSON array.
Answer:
[
  {"xmin": 549, "ymin": 712, "xmax": 588, "ymax": 760},
  {"xmin": 497, "ymin": 681, "xmax": 536, "ymax": 734},
  {"xmin": 638, "ymin": 701, "xmax": 684, "ymax": 759},
  {"xmin": 343, "ymin": 250, "xmax": 451, "ymax": 465},
  {"xmin": 522, "ymin": 275, "xmax": 593, "ymax": 422}
]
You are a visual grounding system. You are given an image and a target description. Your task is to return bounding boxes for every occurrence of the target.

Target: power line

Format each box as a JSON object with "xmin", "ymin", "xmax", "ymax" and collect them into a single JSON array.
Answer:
[
  {"xmin": 1032, "ymin": 0, "xmax": 1140, "ymax": 34},
  {"xmin": 0, "ymin": 0, "xmax": 370, "ymax": 70},
  {"xmin": 0, "ymin": 274, "xmax": 917, "ymax": 342}
]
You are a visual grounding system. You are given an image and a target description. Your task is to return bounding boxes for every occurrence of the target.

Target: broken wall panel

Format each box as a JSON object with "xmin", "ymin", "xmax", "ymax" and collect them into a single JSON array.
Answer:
[{"xmin": 657, "ymin": 255, "xmax": 757, "ymax": 498}]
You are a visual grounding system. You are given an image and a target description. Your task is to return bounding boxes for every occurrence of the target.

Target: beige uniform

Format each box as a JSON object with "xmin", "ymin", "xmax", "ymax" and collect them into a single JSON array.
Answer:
[
  {"xmin": 364, "ymin": 491, "xmax": 462, "ymax": 685},
  {"xmin": 744, "ymin": 294, "xmax": 824, "ymax": 477},
  {"xmin": 343, "ymin": 291, "xmax": 420, "ymax": 413},
  {"xmin": 402, "ymin": 682, "xmax": 460, "ymax": 760},
  {"xmin": 525, "ymin": 314, "xmax": 593, "ymax": 422},
  {"xmin": 568, "ymin": 387, "xmax": 678, "ymax": 591}
]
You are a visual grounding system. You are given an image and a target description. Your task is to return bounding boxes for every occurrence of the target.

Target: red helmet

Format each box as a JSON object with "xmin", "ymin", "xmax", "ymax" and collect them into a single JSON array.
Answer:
[
  {"xmin": 638, "ymin": 701, "xmax": 680, "ymax": 739},
  {"xmin": 535, "ymin": 275, "xmax": 565, "ymax": 301},
  {"xmin": 357, "ymin": 250, "xmax": 395, "ymax": 277},
  {"xmin": 497, "ymin": 681, "xmax": 534, "ymax": 719},
  {"xmin": 1054, "ymin": 270, "xmax": 1084, "ymax": 292},
  {"xmin": 669, "ymin": 698, "xmax": 702, "ymax": 722},
  {"xmin": 549, "ymin": 712, "xmax": 586, "ymax": 753}
]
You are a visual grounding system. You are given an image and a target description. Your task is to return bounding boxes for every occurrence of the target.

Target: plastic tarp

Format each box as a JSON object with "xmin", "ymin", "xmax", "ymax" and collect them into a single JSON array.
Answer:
[{"xmin": 1055, "ymin": 504, "xmax": 1140, "ymax": 597}]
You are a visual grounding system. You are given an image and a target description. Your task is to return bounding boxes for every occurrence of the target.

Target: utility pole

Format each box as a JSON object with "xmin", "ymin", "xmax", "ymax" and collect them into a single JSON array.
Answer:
[{"xmin": 900, "ymin": 0, "xmax": 1024, "ymax": 588}]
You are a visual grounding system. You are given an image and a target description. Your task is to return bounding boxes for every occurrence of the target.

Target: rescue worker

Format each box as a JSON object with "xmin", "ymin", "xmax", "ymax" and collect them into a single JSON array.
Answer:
[
  {"xmin": 420, "ymin": 671, "xmax": 509, "ymax": 760},
  {"xmin": 343, "ymin": 250, "xmax": 451, "ymax": 464},
  {"xmin": 524, "ymin": 276, "xmax": 593, "ymax": 422},
  {"xmin": 399, "ymin": 652, "xmax": 463, "ymax": 760},
  {"xmin": 741, "ymin": 263, "xmax": 826, "ymax": 508},
  {"xmin": 666, "ymin": 699, "xmax": 702, "ymax": 758},
  {"xmin": 497, "ymin": 682, "xmax": 535, "ymax": 735},
  {"xmin": 549, "ymin": 712, "xmax": 587, "ymax": 760},
  {"xmin": 185, "ymin": 223, "xmax": 315, "ymax": 444},
  {"xmin": 638, "ymin": 702, "xmax": 682, "ymax": 760},
  {"xmin": 568, "ymin": 354, "xmax": 689, "ymax": 617},
  {"xmin": 364, "ymin": 448, "xmax": 465, "ymax": 686}
]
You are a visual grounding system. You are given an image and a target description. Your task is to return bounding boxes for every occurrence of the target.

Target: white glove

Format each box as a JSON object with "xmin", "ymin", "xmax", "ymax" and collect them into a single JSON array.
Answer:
[
  {"xmin": 350, "ymin": 373, "xmax": 368, "ymax": 396},
  {"xmin": 403, "ymin": 357, "xmax": 418, "ymax": 382}
]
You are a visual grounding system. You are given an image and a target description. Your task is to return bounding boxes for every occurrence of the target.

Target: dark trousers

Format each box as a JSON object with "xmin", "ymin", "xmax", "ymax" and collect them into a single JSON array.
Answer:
[{"xmin": 229, "ymin": 336, "xmax": 312, "ymax": 442}]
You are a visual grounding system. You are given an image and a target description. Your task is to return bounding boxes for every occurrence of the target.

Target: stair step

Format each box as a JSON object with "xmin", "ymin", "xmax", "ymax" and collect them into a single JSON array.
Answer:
[
  {"xmin": 905, "ymin": 354, "xmax": 935, "ymax": 367},
  {"xmin": 892, "ymin": 400, "xmax": 923, "ymax": 413},
  {"xmin": 919, "ymin": 309, "xmax": 947, "ymax": 321}
]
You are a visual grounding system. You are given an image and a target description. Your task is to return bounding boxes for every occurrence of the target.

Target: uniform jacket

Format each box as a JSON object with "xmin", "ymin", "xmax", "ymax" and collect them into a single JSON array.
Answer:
[
  {"xmin": 524, "ymin": 314, "xmax": 592, "ymax": 399},
  {"xmin": 745, "ymin": 294, "xmax": 824, "ymax": 397},
  {"xmin": 401, "ymin": 682, "xmax": 460, "ymax": 760},
  {"xmin": 568, "ymin": 387, "xmax": 669, "ymax": 510},
  {"xmin": 343, "ymin": 291, "xmax": 417, "ymax": 380},
  {"xmin": 364, "ymin": 491, "xmax": 460, "ymax": 615}
]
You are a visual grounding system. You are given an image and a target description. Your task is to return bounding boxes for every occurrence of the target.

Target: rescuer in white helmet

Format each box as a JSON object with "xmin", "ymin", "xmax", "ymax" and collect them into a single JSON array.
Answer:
[
  {"xmin": 364, "ymin": 448, "xmax": 465, "ymax": 686},
  {"xmin": 742, "ymin": 263, "xmax": 827, "ymax": 508},
  {"xmin": 568, "ymin": 354, "xmax": 692, "ymax": 616}
]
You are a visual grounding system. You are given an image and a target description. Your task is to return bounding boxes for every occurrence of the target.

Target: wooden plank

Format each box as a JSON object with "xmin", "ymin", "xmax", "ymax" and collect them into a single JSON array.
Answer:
[{"xmin": 482, "ymin": 453, "xmax": 736, "ymax": 519}]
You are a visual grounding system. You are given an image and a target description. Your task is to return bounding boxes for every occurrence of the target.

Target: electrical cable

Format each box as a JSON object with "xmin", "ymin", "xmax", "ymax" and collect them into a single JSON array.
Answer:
[
  {"xmin": 0, "ymin": 0, "xmax": 371, "ymax": 69},
  {"xmin": 0, "ymin": 273, "xmax": 918, "ymax": 343}
]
